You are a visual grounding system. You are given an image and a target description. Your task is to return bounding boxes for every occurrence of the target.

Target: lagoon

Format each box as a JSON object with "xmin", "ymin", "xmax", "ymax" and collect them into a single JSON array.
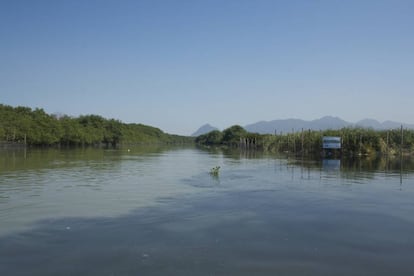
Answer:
[{"xmin": 1, "ymin": 146, "xmax": 414, "ymax": 275}]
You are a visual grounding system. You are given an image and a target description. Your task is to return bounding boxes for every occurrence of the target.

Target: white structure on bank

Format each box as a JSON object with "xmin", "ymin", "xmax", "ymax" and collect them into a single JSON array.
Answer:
[{"xmin": 322, "ymin": 136, "xmax": 341, "ymax": 149}]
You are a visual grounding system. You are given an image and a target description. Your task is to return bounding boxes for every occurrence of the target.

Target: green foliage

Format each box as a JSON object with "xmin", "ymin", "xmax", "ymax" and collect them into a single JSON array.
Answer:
[
  {"xmin": 222, "ymin": 125, "xmax": 247, "ymax": 145},
  {"xmin": 195, "ymin": 130, "xmax": 223, "ymax": 145},
  {"xmin": 0, "ymin": 104, "xmax": 193, "ymax": 146},
  {"xmin": 195, "ymin": 122, "xmax": 414, "ymax": 157},
  {"xmin": 195, "ymin": 126, "xmax": 249, "ymax": 146},
  {"xmin": 209, "ymin": 166, "xmax": 220, "ymax": 176}
]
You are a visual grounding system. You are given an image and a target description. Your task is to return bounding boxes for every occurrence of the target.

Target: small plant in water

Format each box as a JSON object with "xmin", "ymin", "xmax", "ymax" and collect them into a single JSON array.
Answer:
[{"xmin": 209, "ymin": 166, "xmax": 220, "ymax": 176}]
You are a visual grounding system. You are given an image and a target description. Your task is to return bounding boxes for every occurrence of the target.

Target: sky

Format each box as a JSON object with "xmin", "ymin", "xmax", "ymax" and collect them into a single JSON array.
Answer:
[{"xmin": 1, "ymin": 0, "xmax": 413, "ymax": 135}]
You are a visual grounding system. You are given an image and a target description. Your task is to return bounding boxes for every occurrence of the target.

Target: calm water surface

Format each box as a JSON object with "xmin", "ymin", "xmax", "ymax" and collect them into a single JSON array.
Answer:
[{"xmin": 1, "ymin": 146, "xmax": 414, "ymax": 275}]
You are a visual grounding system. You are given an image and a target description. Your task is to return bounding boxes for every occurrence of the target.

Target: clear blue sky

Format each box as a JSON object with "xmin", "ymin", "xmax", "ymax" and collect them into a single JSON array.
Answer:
[{"xmin": 1, "ymin": 0, "xmax": 413, "ymax": 135}]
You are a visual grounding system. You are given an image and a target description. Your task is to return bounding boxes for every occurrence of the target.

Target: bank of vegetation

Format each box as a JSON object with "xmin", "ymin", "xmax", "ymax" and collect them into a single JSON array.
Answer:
[
  {"xmin": 0, "ymin": 104, "xmax": 193, "ymax": 147},
  {"xmin": 196, "ymin": 125, "xmax": 414, "ymax": 157}
]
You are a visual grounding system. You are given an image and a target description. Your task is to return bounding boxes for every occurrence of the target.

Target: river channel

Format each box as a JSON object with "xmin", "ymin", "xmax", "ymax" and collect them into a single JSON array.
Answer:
[{"xmin": 1, "ymin": 146, "xmax": 414, "ymax": 275}]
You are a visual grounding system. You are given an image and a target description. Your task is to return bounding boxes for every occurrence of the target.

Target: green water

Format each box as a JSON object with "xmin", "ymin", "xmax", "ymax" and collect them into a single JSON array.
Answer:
[{"xmin": 1, "ymin": 146, "xmax": 414, "ymax": 275}]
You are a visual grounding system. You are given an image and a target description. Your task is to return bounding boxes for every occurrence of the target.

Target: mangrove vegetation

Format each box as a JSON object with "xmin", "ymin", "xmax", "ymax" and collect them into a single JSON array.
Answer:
[
  {"xmin": 2, "ymin": 103, "xmax": 413, "ymax": 157},
  {"xmin": 196, "ymin": 125, "xmax": 414, "ymax": 157},
  {"xmin": 0, "ymin": 104, "xmax": 193, "ymax": 147}
]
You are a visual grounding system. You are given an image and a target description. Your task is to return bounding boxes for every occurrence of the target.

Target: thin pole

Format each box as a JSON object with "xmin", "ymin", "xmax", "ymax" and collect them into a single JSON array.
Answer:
[
  {"xmin": 292, "ymin": 128, "xmax": 296, "ymax": 153},
  {"xmin": 301, "ymin": 128, "xmax": 304, "ymax": 153},
  {"xmin": 386, "ymin": 130, "xmax": 389, "ymax": 154}
]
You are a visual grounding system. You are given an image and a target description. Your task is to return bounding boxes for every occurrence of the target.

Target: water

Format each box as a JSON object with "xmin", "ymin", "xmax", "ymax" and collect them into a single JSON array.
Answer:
[{"xmin": 1, "ymin": 146, "xmax": 414, "ymax": 275}]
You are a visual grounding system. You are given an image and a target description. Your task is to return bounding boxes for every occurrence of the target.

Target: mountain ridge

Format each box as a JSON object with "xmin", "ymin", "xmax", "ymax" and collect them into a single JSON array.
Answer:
[
  {"xmin": 244, "ymin": 116, "xmax": 414, "ymax": 134},
  {"xmin": 193, "ymin": 117, "xmax": 414, "ymax": 136},
  {"xmin": 191, "ymin": 124, "xmax": 219, "ymax": 136}
]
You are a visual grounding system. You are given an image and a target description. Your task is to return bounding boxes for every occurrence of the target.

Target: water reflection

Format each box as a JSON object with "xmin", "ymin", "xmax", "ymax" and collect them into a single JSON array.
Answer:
[
  {"xmin": 1, "ymin": 147, "xmax": 414, "ymax": 275},
  {"xmin": 202, "ymin": 146, "xmax": 414, "ymax": 175},
  {"xmin": 280, "ymin": 153, "xmax": 414, "ymax": 182},
  {"xmin": 1, "ymin": 189, "xmax": 414, "ymax": 276},
  {"xmin": 0, "ymin": 145, "xmax": 187, "ymax": 174},
  {"xmin": 209, "ymin": 148, "xmax": 414, "ymax": 187},
  {"xmin": 197, "ymin": 146, "xmax": 267, "ymax": 160},
  {"xmin": 0, "ymin": 146, "xmax": 206, "ymax": 236},
  {"xmin": 322, "ymin": 159, "xmax": 341, "ymax": 171}
]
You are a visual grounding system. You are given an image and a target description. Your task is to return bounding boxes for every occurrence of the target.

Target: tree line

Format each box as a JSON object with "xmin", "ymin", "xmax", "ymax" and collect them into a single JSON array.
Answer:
[
  {"xmin": 196, "ymin": 125, "xmax": 414, "ymax": 157},
  {"xmin": 0, "ymin": 104, "xmax": 193, "ymax": 146},
  {"xmin": 3, "ymin": 103, "xmax": 412, "ymax": 155}
]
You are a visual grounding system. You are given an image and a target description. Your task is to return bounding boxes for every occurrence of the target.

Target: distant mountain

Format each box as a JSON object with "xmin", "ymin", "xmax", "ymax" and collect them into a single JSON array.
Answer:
[
  {"xmin": 382, "ymin": 120, "xmax": 411, "ymax": 129},
  {"xmin": 309, "ymin": 116, "xmax": 351, "ymax": 130},
  {"xmin": 355, "ymin": 119, "xmax": 383, "ymax": 129},
  {"xmin": 191, "ymin": 124, "xmax": 219, "ymax": 136},
  {"xmin": 244, "ymin": 116, "xmax": 414, "ymax": 134},
  {"xmin": 356, "ymin": 119, "xmax": 414, "ymax": 130},
  {"xmin": 245, "ymin": 116, "xmax": 351, "ymax": 134},
  {"xmin": 193, "ymin": 117, "xmax": 414, "ymax": 136}
]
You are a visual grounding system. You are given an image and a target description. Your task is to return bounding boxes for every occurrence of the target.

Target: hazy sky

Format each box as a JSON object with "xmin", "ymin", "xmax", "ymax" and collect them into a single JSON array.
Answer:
[{"xmin": 1, "ymin": 0, "xmax": 413, "ymax": 135}]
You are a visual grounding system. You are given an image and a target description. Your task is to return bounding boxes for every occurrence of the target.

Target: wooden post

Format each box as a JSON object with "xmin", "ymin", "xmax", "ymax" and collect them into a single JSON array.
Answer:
[
  {"xmin": 301, "ymin": 128, "xmax": 304, "ymax": 154},
  {"xmin": 400, "ymin": 126, "xmax": 403, "ymax": 184},
  {"xmin": 401, "ymin": 125, "xmax": 404, "ymax": 154},
  {"xmin": 292, "ymin": 128, "xmax": 296, "ymax": 153},
  {"xmin": 400, "ymin": 152, "xmax": 403, "ymax": 185},
  {"xmin": 386, "ymin": 130, "xmax": 389, "ymax": 154},
  {"xmin": 287, "ymin": 133, "xmax": 289, "ymax": 152}
]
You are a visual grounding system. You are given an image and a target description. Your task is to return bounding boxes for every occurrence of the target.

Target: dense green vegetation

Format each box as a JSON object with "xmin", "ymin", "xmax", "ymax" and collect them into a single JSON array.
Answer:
[
  {"xmin": 3, "ymin": 103, "xmax": 412, "ymax": 156},
  {"xmin": 0, "ymin": 104, "xmax": 193, "ymax": 146},
  {"xmin": 196, "ymin": 125, "xmax": 414, "ymax": 157}
]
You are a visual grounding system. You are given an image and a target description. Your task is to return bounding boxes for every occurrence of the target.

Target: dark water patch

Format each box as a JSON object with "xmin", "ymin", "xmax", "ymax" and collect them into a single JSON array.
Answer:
[{"xmin": 1, "ymin": 190, "xmax": 414, "ymax": 276}]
